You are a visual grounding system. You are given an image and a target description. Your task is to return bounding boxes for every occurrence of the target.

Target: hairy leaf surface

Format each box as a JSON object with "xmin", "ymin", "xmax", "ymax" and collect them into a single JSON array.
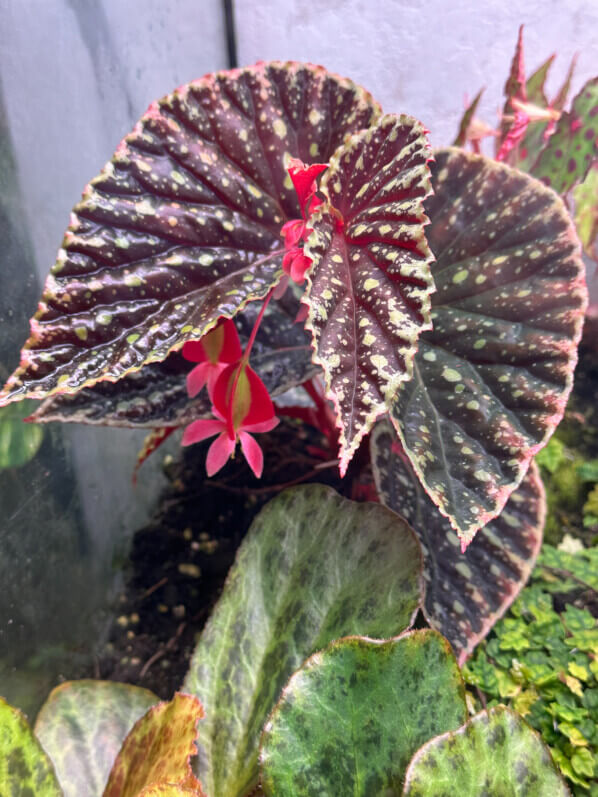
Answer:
[
  {"xmin": 183, "ymin": 485, "xmax": 423, "ymax": 797},
  {"xmin": 34, "ymin": 680, "xmax": 158, "ymax": 797},
  {"xmin": 403, "ymin": 706, "xmax": 569, "ymax": 796},
  {"xmin": 29, "ymin": 298, "xmax": 318, "ymax": 427},
  {"xmin": 531, "ymin": 77, "xmax": 598, "ymax": 193},
  {"xmin": 0, "ymin": 697, "xmax": 61, "ymax": 796},
  {"xmin": 371, "ymin": 421, "xmax": 545, "ymax": 664},
  {"xmin": 0, "ymin": 62, "xmax": 379, "ymax": 406},
  {"xmin": 104, "ymin": 693, "xmax": 203, "ymax": 797},
  {"xmin": 390, "ymin": 147, "xmax": 587, "ymax": 545},
  {"xmin": 305, "ymin": 114, "xmax": 434, "ymax": 474},
  {"xmin": 260, "ymin": 631, "xmax": 466, "ymax": 796}
]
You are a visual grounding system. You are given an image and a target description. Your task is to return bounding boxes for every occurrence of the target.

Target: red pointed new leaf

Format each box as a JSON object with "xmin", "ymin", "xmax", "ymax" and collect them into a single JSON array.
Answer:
[
  {"xmin": 0, "ymin": 62, "xmax": 379, "ymax": 407},
  {"xmin": 104, "ymin": 693, "xmax": 204, "ymax": 797},
  {"xmin": 390, "ymin": 148, "xmax": 587, "ymax": 545},
  {"xmin": 371, "ymin": 421, "xmax": 545, "ymax": 664},
  {"xmin": 304, "ymin": 114, "xmax": 434, "ymax": 474},
  {"xmin": 497, "ymin": 25, "xmax": 526, "ymax": 160}
]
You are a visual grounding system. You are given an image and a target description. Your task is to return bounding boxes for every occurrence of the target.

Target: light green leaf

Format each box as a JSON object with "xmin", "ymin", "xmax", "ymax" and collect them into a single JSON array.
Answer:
[
  {"xmin": 403, "ymin": 706, "xmax": 570, "ymax": 796},
  {"xmin": 0, "ymin": 697, "xmax": 62, "ymax": 796},
  {"xmin": 183, "ymin": 485, "xmax": 424, "ymax": 797},
  {"xmin": 260, "ymin": 631, "xmax": 466, "ymax": 796},
  {"xmin": 34, "ymin": 680, "xmax": 158, "ymax": 797},
  {"xmin": 0, "ymin": 400, "xmax": 44, "ymax": 469}
]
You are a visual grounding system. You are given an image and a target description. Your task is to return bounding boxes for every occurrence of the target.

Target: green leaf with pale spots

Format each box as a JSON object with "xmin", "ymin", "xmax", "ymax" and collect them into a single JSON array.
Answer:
[
  {"xmin": 390, "ymin": 148, "xmax": 587, "ymax": 546},
  {"xmin": 573, "ymin": 164, "xmax": 598, "ymax": 259},
  {"xmin": 531, "ymin": 77, "xmax": 598, "ymax": 193},
  {"xmin": 0, "ymin": 62, "xmax": 379, "ymax": 407},
  {"xmin": 104, "ymin": 693, "xmax": 204, "ymax": 797},
  {"xmin": 453, "ymin": 88, "xmax": 484, "ymax": 147},
  {"xmin": 0, "ymin": 399, "xmax": 44, "ymax": 468},
  {"xmin": 183, "ymin": 485, "xmax": 424, "ymax": 797},
  {"xmin": 403, "ymin": 706, "xmax": 570, "ymax": 796},
  {"xmin": 304, "ymin": 114, "xmax": 434, "ymax": 475},
  {"xmin": 34, "ymin": 680, "xmax": 158, "ymax": 797},
  {"xmin": 371, "ymin": 420, "xmax": 545, "ymax": 664},
  {"xmin": 259, "ymin": 631, "xmax": 467, "ymax": 796},
  {"xmin": 0, "ymin": 697, "xmax": 61, "ymax": 796},
  {"xmin": 27, "ymin": 297, "xmax": 319, "ymax": 427}
]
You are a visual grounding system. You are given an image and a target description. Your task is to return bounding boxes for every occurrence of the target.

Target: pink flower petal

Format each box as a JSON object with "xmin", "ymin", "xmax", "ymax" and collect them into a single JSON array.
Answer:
[
  {"xmin": 206, "ymin": 432, "xmax": 236, "ymax": 476},
  {"xmin": 186, "ymin": 361, "xmax": 211, "ymax": 398},
  {"xmin": 182, "ymin": 340, "xmax": 206, "ymax": 363},
  {"xmin": 243, "ymin": 416, "xmax": 279, "ymax": 434},
  {"xmin": 181, "ymin": 418, "xmax": 225, "ymax": 446},
  {"xmin": 239, "ymin": 432, "xmax": 264, "ymax": 478}
]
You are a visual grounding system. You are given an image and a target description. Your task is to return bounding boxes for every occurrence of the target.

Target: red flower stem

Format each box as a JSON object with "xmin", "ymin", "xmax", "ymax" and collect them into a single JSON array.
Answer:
[
  {"xmin": 225, "ymin": 287, "xmax": 275, "ymax": 438},
  {"xmin": 302, "ymin": 378, "xmax": 338, "ymax": 448}
]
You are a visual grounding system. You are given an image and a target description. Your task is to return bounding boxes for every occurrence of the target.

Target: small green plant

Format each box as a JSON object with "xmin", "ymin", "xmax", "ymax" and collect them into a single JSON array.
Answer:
[{"xmin": 463, "ymin": 542, "xmax": 598, "ymax": 794}]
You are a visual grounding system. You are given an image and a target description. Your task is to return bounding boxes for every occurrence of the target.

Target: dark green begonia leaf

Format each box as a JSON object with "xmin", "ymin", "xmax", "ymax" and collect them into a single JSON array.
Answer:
[
  {"xmin": 531, "ymin": 77, "xmax": 598, "ymax": 193},
  {"xmin": 28, "ymin": 297, "xmax": 318, "ymax": 427},
  {"xmin": 0, "ymin": 399, "xmax": 44, "ymax": 468},
  {"xmin": 259, "ymin": 631, "xmax": 467, "ymax": 796},
  {"xmin": 305, "ymin": 114, "xmax": 434, "ymax": 474},
  {"xmin": 183, "ymin": 484, "xmax": 424, "ymax": 797},
  {"xmin": 0, "ymin": 62, "xmax": 379, "ymax": 407},
  {"xmin": 403, "ymin": 706, "xmax": 570, "ymax": 796},
  {"xmin": 371, "ymin": 420, "xmax": 545, "ymax": 664},
  {"xmin": 0, "ymin": 697, "xmax": 61, "ymax": 796},
  {"xmin": 34, "ymin": 680, "xmax": 158, "ymax": 797},
  {"xmin": 390, "ymin": 147, "xmax": 587, "ymax": 546}
]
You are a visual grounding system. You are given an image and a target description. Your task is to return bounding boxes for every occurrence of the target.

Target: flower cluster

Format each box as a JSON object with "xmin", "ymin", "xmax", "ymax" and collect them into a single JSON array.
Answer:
[{"xmin": 181, "ymin": 318, "xmax": 278, "ymax": 478}]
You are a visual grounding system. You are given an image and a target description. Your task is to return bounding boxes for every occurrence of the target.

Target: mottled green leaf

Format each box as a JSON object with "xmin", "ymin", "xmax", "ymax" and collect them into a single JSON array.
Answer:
[
  {"xmin": 34, "ymin": 680, "xmax": 158, "ymax": 797},
  {"xmin": 390, "ymin": 147, "xmax": 587, "ymax": 545},
  {"xmin": 527, "ymin": 55, "xmax": 556, "ymax": 107},
  {"xmin": 453, "ymin": 88, "xmax": 484, "ymax": 147},
  {"xmin": 573, "ymin": 164, "xmax": 598, "ymax": 258},
  {"xmin": 403, "ymin": 706, "xmax": 570, "ymax": 796},
  {"xmin": 0, "ymin": 697, "xmax": 61, "ymax": 796},
  {"xmin": 260, "ymin": 631, "xmax": 467, "ymax": 796},
  {"xmin": 183, "ymin": 484, "xmax": 424, "ymax": 797},
  {"xmin": 305, "ymin": 114, "xmax": 434, "ymax": 474},
  {"xmin": 28, "ymin": 297, "xmax": 318, "ymax": 427},
  {"xmin": 536, "ymin": 543, "xmax": 598, "ymax": 592},
  {"xmin": 371, "ymin": 420, "xmax": 545, "ymax": 663},
  {"xmin": 0, "ymin": 62, "xmax": 379, "ymax": 406},
  {"xmin": 0, "ymin": 399, "xmax": 44, "ymax": 468},
  {"xmin": 532, "ymin": 77, "xmax": 598, "ymax": 193},
  {"xmin": 104, "ymin": 693, "xmax": 204, "ymax": 797},
  {"xmin": 516, "ymin": 55, "xmax": 555, "ymax": 173}
]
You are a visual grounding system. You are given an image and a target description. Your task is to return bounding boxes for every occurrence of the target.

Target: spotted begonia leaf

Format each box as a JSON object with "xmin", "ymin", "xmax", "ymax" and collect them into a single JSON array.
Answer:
[
  {"xmin": 403, "ymin": 706, "xmax": 569, "ymax": 796},
  {"xmin": 259, "ymin": 631, "xmax": 467, "ymax": 796},
  {"xmin": 390, "ymin": 147, "xmax": 587, "ymax": 546},
  {"xmin": 104, "ymin": 693, "xmax": 204, "ymax": 797},
  {"xmin": 183, "ymin": 485, "xmax": 423, "ymax": 797},
  {"xmin": 0, "ymin": 62, "xmax": 379, "ymax": 407},
  {"xmin": 371, "ymin": 420, "xmax": 545, "ymax": 664},
  {"xmin": 0, "ymin": 697, "xmax": 61, "ymax": 796},
  {"xmin": 531, "ymin": 77, "xmax": 598, "ymax": 193},
  {"xmin": 34, "ymin": 680, "xmax": 158, "ymax": 797},
  {"xmin": 28, "ymin": 298, "xmax": 318, "ymax": 427},
  {"xmin": 304, "ymin": 114, "xmax": 434, "ymax": 474},
  {"xmin": 573, "ymin": 163, "xmax": 598, "ymax": 259},
  {"xmin": 517, "ymin": 55, "xmax": 556, "ymax": 172}
]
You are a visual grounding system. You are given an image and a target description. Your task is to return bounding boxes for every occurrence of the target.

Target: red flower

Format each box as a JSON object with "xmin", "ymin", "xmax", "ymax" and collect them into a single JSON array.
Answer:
[
  {"xmin": 182, "ymin": 318, "xmax": 242, "ymax": 400},
  {"xmin": 182, "ymin": 360, "xmax": 278, "ymax": 478}
]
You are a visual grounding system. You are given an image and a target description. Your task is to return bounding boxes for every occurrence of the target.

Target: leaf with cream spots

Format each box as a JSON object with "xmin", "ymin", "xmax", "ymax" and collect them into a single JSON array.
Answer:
[
  {"xmin": 371, "ymin": 420, "xmax": 545, "ymax": 664},
  {"xmin": 390, "ymin": 148, "xmax": 587, "ymax": 545},
  {"xmin": 28, "ymin": 297, "xmax": 319, "ymax": 427},
  {"xmin": 531, "ymin": 77, "xmax": 598, "ymax": 193},
  {"xmin": 0, "ymin": 62, "xmax": 379, "ymax": 407},
  {"xmin": 304, "ymin": 114, "xmax": 434, "ymax": 475}
]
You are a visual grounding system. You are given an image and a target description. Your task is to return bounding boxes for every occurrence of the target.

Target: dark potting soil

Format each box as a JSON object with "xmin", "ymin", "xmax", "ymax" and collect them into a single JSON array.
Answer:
[{"xmin": 87, "ymin": 418, "xmax": 360, "ymax": 700}]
